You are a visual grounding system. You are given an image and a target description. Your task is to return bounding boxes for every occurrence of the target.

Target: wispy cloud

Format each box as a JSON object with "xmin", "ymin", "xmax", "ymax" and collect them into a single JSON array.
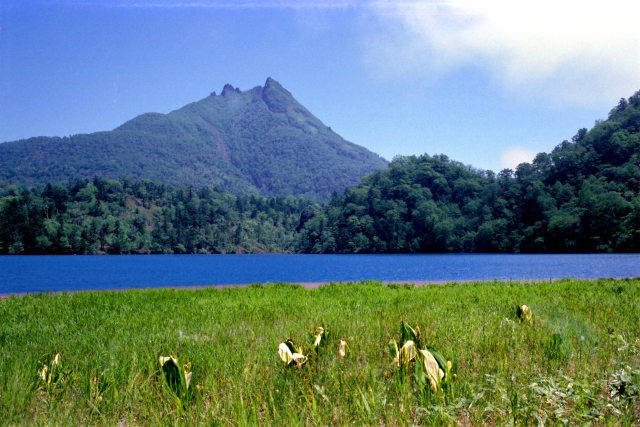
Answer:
[
  {"xmin": 120, "ymin": 0, "xmax": 367, "ymax": 9},
  {"xmin": 6, "ymin": 0, "xmax": 378, "ymax": 9},
  {"xmin": 499, "ymin": 146, "xmax": 537, "ymax": 171},
  {"xmin": 364, "ymin": 0, "xmax": 640, "ymax": 107}
]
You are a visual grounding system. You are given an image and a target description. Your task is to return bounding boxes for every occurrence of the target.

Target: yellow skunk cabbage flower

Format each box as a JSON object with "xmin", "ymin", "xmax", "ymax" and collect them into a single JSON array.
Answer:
[
  {"xmin": 390, "ymin": 321, "xmax": 455, "ymax": 399},
  {"xmin": 158, "ymin": 355, "xmax": 175, "ymax": 367},
  {"xmin": 399, "ymin": 340, "xmax": 418, "ymax": 366},
  {"xmin": 517, "ymin": 304, "xmax": 532, "ymax": 323},
  {"xmin": 419, "ymin": 349, "xmax": 445, "ymax": 392},
  {"xmin": 313, "ymin": 326, "xmax": 325, "ymax": 348},
  {"xmin": 185, "ymin": 369, "xmax": 192, "ymax": 390},
  {"xmin": 278, "ymin": 342, "xmax": 294, "ymax": 364},
  {"xmin": 337, "ymin": 339, "xmax": 347, "ymax": 360},
  {"xmin": 291, "ymin": 353, "xmax": 307, "ymax": 365},
  {"xmin": 39, "ymin": 353, "xmax": 61, "ymax": 385},
  {"xmin": 278, "ymin": 341, "xmax": 307, "ymax": 367}
]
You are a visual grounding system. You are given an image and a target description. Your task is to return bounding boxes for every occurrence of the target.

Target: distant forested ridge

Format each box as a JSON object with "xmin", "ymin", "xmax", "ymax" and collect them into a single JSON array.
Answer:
[
  {"xmin": 0, "ymin": 78, "xmax": 387, "ymax": 202},
  {"xmin": 0, "ymin": 178, "xmax": 316, "ymax": 254},
  {"xmin": 1, "ymin": 91, "xmax": 638, "ymax": 254},
  {"xmin": 297, "ymin": 91, "xmax": 640, "ymax": 253}
]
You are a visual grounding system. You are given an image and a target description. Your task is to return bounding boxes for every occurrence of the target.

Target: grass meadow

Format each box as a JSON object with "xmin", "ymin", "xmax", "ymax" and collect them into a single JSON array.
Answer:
[{"xmin": 1, "ymin": 279, "xmax": 639, "ymax": 425}]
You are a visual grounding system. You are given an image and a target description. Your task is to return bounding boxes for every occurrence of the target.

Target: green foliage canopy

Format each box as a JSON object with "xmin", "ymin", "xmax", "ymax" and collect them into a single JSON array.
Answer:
[{"xmin": 296, "ymin": 91, "xmax": 640, "ymax": 253}]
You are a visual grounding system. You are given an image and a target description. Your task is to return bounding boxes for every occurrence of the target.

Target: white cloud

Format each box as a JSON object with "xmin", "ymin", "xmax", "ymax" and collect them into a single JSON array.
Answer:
[
  {"xmin": 366, "ymin": 0, "xmax": 640, "ymax": 106},
  {"xmin": 499, "ymin": 146, "xmax": 537, "ymax": 170}
]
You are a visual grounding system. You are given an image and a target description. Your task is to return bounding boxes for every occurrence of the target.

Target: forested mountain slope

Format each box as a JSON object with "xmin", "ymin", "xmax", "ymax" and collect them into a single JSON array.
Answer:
[
  {"xmin": 0, "ymin": 178, "xmax": 315, "ymax": 254},
  {"xmin": 0, "ymin": 78, "xmax": 387, "ymax": 202},
  {"xmin": 296, "ymin": 91, "xmax": 640, "ymax": 253}
]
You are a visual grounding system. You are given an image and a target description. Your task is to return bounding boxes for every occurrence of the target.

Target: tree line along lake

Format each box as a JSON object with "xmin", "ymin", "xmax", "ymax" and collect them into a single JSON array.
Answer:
[{"xmin": 1, "ymin": 253, "xmax": 640, "ymax": 295}]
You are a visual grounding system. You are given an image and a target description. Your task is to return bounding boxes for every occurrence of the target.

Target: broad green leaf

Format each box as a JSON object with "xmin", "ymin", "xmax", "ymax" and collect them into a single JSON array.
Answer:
[
  {"xmin": 159, "ymin": 355, "xmax": 190, "ymax": 399},
  {"xmin": 285, "ymin": 338, "xmax": 302, "ymax": 354},
  {"xmin": 388, "ymin": 339, "xmax": 399, "ymax": 366},
  {"xmin": 401, "ymin": 320, "xmax": 423, "ymax": 348},
  {"xmin": 414, "ymin": 357, "xmax": 427, "ymax": 387},
  {"xmin": 425, "ymin": 346, "xmax": 447, "ymax": 372},
  {"xmin": 401, "ymin": 320, "xmax": 418, "ymax": 344},
  {"xmin": 160, "ymin": 356, "xmax": 184, "ymax": 396},
  {"xmin": 388, "ymin": 339, "xmax": 398, "ymax": 358}
]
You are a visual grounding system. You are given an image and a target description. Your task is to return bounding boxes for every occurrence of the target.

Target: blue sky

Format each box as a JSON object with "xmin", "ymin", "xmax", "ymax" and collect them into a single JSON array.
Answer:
[{"xmin": 1, "ymin": 0, "xmax": 639, "ymax": 172}]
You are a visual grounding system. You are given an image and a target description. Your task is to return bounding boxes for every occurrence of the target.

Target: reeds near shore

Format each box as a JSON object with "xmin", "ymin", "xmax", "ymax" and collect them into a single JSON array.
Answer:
[{"xmin": 1, "ymin": 278, "xmax": 638, "ymax": 424}]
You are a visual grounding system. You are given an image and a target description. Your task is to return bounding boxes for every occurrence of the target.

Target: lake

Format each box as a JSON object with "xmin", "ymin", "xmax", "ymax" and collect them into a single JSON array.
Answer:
[{"xmin": 1, "ymin": 253, "xmax": 639, "ymax": 295}]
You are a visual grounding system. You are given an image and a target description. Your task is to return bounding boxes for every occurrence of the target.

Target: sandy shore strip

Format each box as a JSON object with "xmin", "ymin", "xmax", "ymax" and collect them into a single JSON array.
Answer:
[
  {"xmin": 0, "ymin": 279, "xmax": 483, "ymax": 298},
  {"xmin": 177, "ymin": 279, "xmax": 457, "ymax": 290},
  {"xmin": 7, "ymin": 277, "xmax": 621, "ymax": 299}
]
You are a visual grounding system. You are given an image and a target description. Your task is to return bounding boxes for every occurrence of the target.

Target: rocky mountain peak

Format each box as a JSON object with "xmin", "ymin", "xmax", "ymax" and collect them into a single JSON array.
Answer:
[
  {"xmin": 261, "ymin": 77, "xmax": 294, "ymax": 113},
  {"xmin": 221, "ymin": 84, "xmax": 240, "ymax": 96}
]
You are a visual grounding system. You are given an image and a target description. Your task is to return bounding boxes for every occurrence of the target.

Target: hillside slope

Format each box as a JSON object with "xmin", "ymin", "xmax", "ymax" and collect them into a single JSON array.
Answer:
[
  {"xmin": 0, "ymin": 78, "xmax": 387, "ymax": 201},
  {"xmin": 297, "ymin": 91, "xmax": 640, "ymax": 253}
]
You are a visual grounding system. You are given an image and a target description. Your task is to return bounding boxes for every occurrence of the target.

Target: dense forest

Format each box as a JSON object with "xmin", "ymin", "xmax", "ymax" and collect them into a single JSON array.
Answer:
[
  {"xmin": 0, "ymin": 78, "xmax": 386, "ymax": 202},
  {"xmin": 298, "ymin": 91, "xmax": 640, "ymax": 253},
  {"xmin": 0, "ymin": 178, "xmax": 315, "ymax": 254},
  {"xmin": 1, "ymin": 91, "xmax": 638, "ymax": 254}
]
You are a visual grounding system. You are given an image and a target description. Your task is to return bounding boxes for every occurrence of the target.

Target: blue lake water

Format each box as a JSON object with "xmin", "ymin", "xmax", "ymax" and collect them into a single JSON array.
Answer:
[{"xmin": 1, "ymin": 253, "xmax": 639, "ymax": 294}]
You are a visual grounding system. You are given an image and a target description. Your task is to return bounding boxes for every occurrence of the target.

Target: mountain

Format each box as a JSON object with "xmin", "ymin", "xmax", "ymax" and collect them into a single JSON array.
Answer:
[
  {"xmin": 0, "ymin": 78, "xmax": 387, "ymax": 201},
  {"xmin": 2, "ymin": 90, "xmax": 638, "ymax": 255}
]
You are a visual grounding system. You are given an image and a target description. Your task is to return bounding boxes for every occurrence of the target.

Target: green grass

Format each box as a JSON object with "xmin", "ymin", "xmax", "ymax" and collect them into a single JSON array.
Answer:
[{"xmin": 1, "ymin": 279, "xmax": 639, "ymax": 424}]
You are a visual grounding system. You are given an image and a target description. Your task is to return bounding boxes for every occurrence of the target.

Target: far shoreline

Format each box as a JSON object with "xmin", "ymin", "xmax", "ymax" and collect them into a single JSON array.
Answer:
[
  {"xmin": 0, "ymin": 280, "xmax": 450, "ymax": 298},
  {"xmin": 3, "ymin": 277, "xmax": 630, "ymax": 299}
]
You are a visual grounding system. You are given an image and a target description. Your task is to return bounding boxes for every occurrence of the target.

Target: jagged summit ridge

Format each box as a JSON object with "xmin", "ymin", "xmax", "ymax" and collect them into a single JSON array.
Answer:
[
  {"xmin": 221, "ymin": 83, "xmax": 241, "ymax": 96},
  {"xmin": 209, "ymin": 77, "xmax": 282, "ymax": 95},
  {"xmin": 200, "ymin": 77, "xmax": 320, "ymax": 125},
  {"xmin": 208, "ymin": 77, "xmax": 293, "ymax": 111}
]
